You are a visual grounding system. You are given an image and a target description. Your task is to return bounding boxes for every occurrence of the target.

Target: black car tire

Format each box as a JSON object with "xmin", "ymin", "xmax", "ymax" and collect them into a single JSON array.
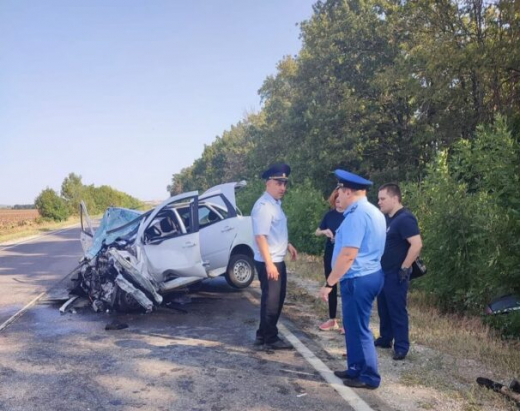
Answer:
[
  {"xmin": 116, "ymin": 287, "xmax": 143, "ymax": 313},
  {"xmin": 225, "ymin": 254, "xmax": 255, "ymax": 289}
]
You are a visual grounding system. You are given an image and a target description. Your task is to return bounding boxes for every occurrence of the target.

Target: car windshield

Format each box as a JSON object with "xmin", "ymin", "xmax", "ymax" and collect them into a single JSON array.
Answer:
[{"xmin": 85, "ymin": 207, "xmax": 143, "ymax": 259}]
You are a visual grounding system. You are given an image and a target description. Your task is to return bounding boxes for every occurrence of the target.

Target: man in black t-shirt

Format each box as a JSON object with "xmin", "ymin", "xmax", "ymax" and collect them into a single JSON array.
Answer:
[{"xmin": 376, "ymin": 183, "xmax": 422, "ymax": 360}]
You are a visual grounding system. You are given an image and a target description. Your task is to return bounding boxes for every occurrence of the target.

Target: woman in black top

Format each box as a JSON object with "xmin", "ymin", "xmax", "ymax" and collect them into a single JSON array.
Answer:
[{"xmin": 315, "ymin": 189, "xmax": 345, "ymax": 331}]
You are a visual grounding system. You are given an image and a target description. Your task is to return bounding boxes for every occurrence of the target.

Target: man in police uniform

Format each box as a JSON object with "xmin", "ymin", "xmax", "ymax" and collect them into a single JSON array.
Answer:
[
  {"xmin": 252, "ymin": 163, "xmax": 298, "ymax": 350},
  {"xmin": 376, "ymin": 183, "xmax": 422, "ymax": 360},
  {"xmin": 319, "ymin": 169, "xmax": 386, "ymax": 389}
]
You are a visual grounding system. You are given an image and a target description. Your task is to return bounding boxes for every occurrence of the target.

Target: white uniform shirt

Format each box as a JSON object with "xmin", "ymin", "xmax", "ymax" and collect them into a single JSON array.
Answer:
[{"xmin": 251, "ymin": 192, "xmax": 288, "ymax": 263}]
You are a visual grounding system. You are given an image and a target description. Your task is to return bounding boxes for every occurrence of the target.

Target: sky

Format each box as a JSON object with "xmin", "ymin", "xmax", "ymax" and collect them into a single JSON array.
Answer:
[{"xmin": 0, "ymin": 1, "xmax": 316, "ymax": 205}]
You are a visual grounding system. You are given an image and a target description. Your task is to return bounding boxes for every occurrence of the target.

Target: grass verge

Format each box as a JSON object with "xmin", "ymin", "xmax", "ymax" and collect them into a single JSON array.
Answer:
[
  {"xmin": 0, "ymin": 216, "xmax": 81, "ymax": 244},
  {"xmin": 287, "ymin": 254, "xmax": 519, "ymax": 410}
]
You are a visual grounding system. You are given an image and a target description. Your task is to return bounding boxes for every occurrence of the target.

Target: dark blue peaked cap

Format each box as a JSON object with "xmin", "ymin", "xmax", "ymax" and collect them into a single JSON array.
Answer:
[
  {"xmin": 261, "ymin": 163, "xmax": 291, "ymax": 181},
  {"xmin": 334, "ymin": 169, "xmax": 373, "ymax": 190}
]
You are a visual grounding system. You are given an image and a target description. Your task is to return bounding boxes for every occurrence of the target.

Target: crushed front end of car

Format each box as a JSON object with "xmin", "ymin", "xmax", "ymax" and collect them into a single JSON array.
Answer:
[{"xmin": 67, "ymin": 206, "xmax": 163, "ymax": 313}]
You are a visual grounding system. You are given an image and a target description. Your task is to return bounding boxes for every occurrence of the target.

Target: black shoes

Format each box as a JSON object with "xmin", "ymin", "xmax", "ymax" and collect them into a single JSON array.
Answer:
[
  {"xmin": 374, "ymin": 338, "xmax": 407, "ymax": 359},
  {"xmin": 254, "ymin": 336, "xmax": 293, "ymax": 350},
  {"xmin": 374, "ymin": 338, "xmax": 392, "ymax": 349},
  {"xmin": 343, "ymin": 379, "xmax": 378, "ymax": 390},
  {"xmin": 334, "ymin": 370, "xmax": 355, "ymax": 380},
  {"xmin": 393, "ymin": 351, "xmax": 407, "ymax": 360},
  {"xmin": 335, "ymin": 370, "xmax": 378, "ymax": 389},
  {"xmin": 266, "ymin": 339, "xmax": 293, "ymax": 350},
  {"xmin": 253, "ymin": 337, "xmax": 264, "ymax": 346}
]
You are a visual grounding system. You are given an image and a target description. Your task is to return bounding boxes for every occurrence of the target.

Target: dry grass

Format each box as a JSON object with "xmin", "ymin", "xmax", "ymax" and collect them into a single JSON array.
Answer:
[
  {"xmin": 287, "ymin": 254, "xmax": 324, "ymax": 283},
  {"xmin": 287, "ymin": 254, "xmax": 520, "ymax": 410},
  {"xmin": 408, "ymin": 292, "xmax": 520, "ymax": 378},
  {"xmin": 0, "ymin": 209, "xmax": 39, "ymax": 228},
  {"xmin": 0, "ymin": 216, "xmax": 81, "ymax": 244}
]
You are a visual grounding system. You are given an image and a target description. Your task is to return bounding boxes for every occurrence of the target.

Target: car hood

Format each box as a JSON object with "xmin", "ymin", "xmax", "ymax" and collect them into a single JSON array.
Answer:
[{"xmin": 85, "ymin": 207, "xmax": 144, "ymax": 260}]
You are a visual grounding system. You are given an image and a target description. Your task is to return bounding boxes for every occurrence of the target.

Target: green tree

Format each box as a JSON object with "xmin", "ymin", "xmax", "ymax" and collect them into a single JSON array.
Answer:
[
  {"xmin": 405, "ymin": 117, "xmax": 520, "ymax": 322},
  {"xmin": 35, "ymin": 188, "xmax": 70, "ymax": 221},
  {"xmin": 61, "ymin": 173, "xmax": 84, "ymax": 215}
]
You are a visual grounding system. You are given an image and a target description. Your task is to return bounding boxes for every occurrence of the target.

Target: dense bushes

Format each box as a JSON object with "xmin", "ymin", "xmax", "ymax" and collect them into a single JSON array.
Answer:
[
  {"xmin": 283, "ymin": 180, "xmax": 329, "ymax": 256},
  {"xmin": 34, "ymin": 189, "xmax": 70, "ymax": 221},
  {"xmin": 404, "ymin": 118, "xmax": 520, "ymax": 336},
  {"xmin": 35, "ymin": 173, "xmax": 143, "ymax": 221}
]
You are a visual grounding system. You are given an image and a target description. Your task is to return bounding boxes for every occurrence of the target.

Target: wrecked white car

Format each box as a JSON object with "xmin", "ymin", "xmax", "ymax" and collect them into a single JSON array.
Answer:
[{"xmin": 70, "ymin": 182, "xmax": 255, "ymax": 313}]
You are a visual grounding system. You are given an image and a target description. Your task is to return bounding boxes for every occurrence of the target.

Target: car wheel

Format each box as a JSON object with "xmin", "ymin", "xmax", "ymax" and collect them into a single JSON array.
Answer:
[
  {"xmin": 225, "ymin": 254, "xmax": 255, "ymax": 289},
  {"xmin": 116, "ymin": 287, "xmax": 143, "ymax": 313}
]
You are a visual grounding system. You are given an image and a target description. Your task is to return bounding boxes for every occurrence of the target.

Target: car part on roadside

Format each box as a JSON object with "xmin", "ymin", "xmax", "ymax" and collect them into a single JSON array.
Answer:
[
  {"xmin": 66, "ymin": 182, "xmax": 256, "ymax": 314},
  {"xmin": 59, "ymin": 296, "xmax": 80, "ymax": 314},
  {"xmin": 477, "ymin": 377, "xmax": 520, "ymax": 405},
  {"xmin": 105, "ymin": 320, "xmax": 129, "ymax": 331},
  {"xmin": 476, "ymin": 297, "xmax": 520, "ymax": 406},
  {"xmin": 485, "ymin": 294, "xmax": 520, "ymax": 315}
]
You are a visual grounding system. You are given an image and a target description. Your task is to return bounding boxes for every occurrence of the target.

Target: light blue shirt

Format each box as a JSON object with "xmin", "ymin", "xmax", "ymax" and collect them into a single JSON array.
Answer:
[
  {"xmin": 332, "ymin": 197, "xmax": 386, "ymax": 279},
  {"xmin": 251, "ymin": 192, "xmax": 288, "ymax": 263}
]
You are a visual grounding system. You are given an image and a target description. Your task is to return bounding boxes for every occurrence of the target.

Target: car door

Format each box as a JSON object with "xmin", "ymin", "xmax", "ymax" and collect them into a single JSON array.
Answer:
[
  {"xmin": 79, "ymin": 201, "xmax": 95, "ymax": 253},
  {"xmin": 197, "ymin": 193, "xmax": 238, "ymax": 275},
  {"xmin": 136, "ymin": 192, "xmax": 207, "ymax": 280}
]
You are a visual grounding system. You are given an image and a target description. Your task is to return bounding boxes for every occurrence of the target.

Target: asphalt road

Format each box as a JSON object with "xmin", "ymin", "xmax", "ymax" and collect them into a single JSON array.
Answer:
[
  {"xmin": 0, "ymin": 227, "xmax": 387, "ymax": 411},
  {"xmin": 0, "ymin": 227, "xmax": 83, "ymax": 325}
]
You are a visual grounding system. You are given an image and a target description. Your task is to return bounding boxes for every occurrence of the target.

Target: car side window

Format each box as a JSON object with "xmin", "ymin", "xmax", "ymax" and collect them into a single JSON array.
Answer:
[
  {"xmin": 144, "ymin": 211, "xmax": 183, "ymax": 243},
  {"xmin": 199, "ymin": 194, "xmax": 234, "ymax": 221},
  {"xmin": 198, "ymin": 206, "xmax": 222, "ymax": 229},
  {"xmin": 215, "ymin": 204, "xmax": 229, "ymax": 219},
  {"xmin": 176, "ymin": 207, "xmax": 192, "ymax": 233}
]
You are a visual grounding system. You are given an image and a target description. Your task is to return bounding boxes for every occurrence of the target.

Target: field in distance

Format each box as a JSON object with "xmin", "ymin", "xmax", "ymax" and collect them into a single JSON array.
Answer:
[{"xmin": 0, "ymin": 209, "xmax": 40, "ymax": 230}]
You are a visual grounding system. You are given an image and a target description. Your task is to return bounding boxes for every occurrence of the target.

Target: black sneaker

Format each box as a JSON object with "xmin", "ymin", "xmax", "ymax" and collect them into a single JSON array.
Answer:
[
  {"xmin": 374, "ymin": 338, "xmax": 392, "ymax": 349},
  {"xmin": 343, "ymin": 379, "xmax": 378, "ymax": 390},
  {"xmin": 392, "ymin": 351, "xmax": 407, "ymax": 360},
  {"xmin": 266, "ymin": 339, "xmax": 293, "ymax": 350},
  {"xmin": 334, "ymin": 370, "xmax": 355, "ymax": 380},
  {"xmin": 253, "ymin": 338, "xmax": 264, "ymax": 346}
]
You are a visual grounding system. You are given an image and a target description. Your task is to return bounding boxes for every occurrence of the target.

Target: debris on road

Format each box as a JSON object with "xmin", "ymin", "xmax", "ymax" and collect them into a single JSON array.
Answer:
[
  {"xmin": 59, "ymin": 296, "xmax": 80, "ymax": 314},
  {"xmin": 105, "ymin": 320, "xmax": 129, "ymax": 331},
  {"xmin": 477, "ymin": 377, "xmax": 520, "ymax": 404}
]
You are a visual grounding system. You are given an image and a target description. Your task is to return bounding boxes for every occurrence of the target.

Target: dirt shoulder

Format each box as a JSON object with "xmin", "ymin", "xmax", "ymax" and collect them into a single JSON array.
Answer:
[
  {"xmin": 0, "ymin": 217, "xmax": 81, "ymax": 245},
  {"xmin": 284, "ymin": 256, "xmax": 519, "ymax": 411}
]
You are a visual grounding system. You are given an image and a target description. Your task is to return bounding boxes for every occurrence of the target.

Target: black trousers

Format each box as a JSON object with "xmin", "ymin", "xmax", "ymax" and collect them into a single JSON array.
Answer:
[
  {"xmin": 255, "ymin": 260, "xmax": 287, "ymax": 344},
  {"xmin": 323, "ymin": 247, "xmax": 338, "ymax": 319}
]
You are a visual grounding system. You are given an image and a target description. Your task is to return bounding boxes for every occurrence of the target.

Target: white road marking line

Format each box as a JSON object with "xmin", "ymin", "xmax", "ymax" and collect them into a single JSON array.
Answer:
[
  {"xmin": 0, "ymin": 291, "xmax": 47, "ymax": 333},
  {"xmin": 280, "ymin": 368, "xmax": 317, "ymax": 377},
  {"xmin": 246, "ymin": 291, "xmax": 376, "ymax": 411},
  {"xmin": 0, "ymin": 262, "xmax": 81, "ymax": 334}
]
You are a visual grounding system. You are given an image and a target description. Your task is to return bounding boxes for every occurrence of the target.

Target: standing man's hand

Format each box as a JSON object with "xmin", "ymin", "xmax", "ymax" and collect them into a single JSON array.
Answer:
[
  {"xmin": 398, "ymin": 266, "xmax": 411, "ymax": 284},
  {"xmin": 288, "ymin": 243, "xmax": 298, "ymax": 261},
  {"xmin": 266, "ymin": 262, "xmax": 279, "ymax": 280}
]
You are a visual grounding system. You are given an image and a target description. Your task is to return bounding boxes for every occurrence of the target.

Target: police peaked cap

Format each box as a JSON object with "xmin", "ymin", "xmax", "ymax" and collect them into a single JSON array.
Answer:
[
  {"xmin": 261, "ymin": 163, "xmax": 291, "ymax": 181},
  {"xmin": 334, "ymin": 169, "xmax": 373, "ymax": 190}
]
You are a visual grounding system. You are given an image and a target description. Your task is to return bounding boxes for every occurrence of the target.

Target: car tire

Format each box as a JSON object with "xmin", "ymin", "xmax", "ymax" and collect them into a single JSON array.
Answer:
[
  {"xmin": 225, "ymin": 254, "xmax": 255, "ymax": 289},
  {"xmin": 116, "ymin": 287, "xmax": 143, "ymax": 313}
]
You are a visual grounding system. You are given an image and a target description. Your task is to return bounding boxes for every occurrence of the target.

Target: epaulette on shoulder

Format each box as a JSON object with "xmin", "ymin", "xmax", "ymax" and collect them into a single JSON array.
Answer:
[{"xmin": 344, "ymin": 204, "xmax": 359, "ymax": 217}]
